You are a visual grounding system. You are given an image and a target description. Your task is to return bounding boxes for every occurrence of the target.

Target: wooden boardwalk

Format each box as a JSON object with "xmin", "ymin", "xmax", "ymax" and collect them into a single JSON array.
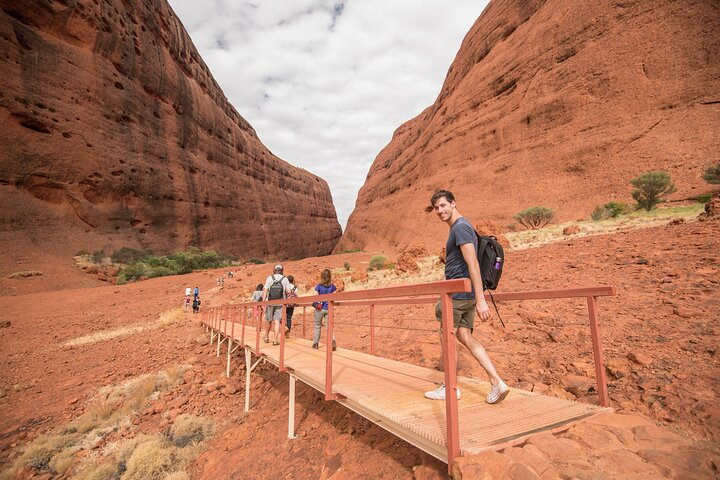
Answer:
[{"xmin": 213, "ymin": 320, "xmax": 609, "ymax": 463}]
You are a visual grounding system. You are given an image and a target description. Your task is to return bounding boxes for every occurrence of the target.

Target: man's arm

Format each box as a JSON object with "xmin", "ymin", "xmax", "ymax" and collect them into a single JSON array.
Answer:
[{"xmin": 459, "ymin": 242, "xmax": 490, "ymax": 321}]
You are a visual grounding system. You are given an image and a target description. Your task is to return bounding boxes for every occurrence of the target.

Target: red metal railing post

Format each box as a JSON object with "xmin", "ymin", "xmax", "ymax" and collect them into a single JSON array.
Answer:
[
  {"xmin": 224, "ymin": 307, "xmax": 229, "ymax": 336},
  {"xmin": 325, "ymin": 301, "xmax": 335, "ymax": 400},
  {"xmin": 587, "ymin": 296, "xmax": 610, "ymax": 407},
  {"xmin": 230, "ymin": 307, "xmax": 235, "ymax": 343},
  {"xmin": 370, "ymin": 304, "xmax": 376, "ymax": 355},
  {"xmin": 441, "ymin": 293, "xmax": 460, "ymax": 474},
  {"xmin": 241, "ymin": 306, "xmax": 246, "ymax": 347},
  {"xmin": 302, "ymin": 306, "xmax": 306, "ymax": 338},
  {"xmin": 279, "ymin": 304, "xmax": 287, "ymax": 372},
  {"xmin": 255, "ymin": 305, "xmax": 261, "ymax": 355}
]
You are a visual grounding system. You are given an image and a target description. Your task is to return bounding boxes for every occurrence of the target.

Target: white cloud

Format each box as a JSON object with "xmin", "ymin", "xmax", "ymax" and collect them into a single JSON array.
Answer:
[{"xmin": 168, "ymin": 0, "xmax": 488, "ymax": 228}]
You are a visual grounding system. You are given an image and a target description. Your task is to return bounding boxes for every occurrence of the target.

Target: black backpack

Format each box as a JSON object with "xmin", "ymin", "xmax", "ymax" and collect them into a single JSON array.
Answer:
[
  {"xmin": 268, "ymin": 276, "xmax": 285, "ymax": 300},
  {"xmin": 475, "ymin": 233, "xmax": 504, "ymax": 290},
  {"xmin": 475, "ymin": 232, "xmax": 506, "ymax": 327}
]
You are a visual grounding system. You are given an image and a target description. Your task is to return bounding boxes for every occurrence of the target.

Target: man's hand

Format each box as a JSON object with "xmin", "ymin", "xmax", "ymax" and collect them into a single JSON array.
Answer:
[{"xmin": 476, "ymin": 300, "xmax": 490, "ymax": 321}]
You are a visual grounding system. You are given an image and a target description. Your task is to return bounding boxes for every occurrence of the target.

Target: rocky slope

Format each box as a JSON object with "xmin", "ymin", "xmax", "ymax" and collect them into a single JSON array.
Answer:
[
  {"xmin": 0, "ymin": 0, "xmax": 341, "ymax": 264},
  {"xmin": 336, "ymin": 0, "xmax": 719, "ymax": 253}
]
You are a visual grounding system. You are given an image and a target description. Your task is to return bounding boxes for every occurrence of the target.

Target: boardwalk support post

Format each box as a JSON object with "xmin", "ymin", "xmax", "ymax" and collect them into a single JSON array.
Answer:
[
  {"xmin": 288, "ymin": 373, "xmax": 298, "ymax": 439},
  {"xmin": 370, "ymin": 304, "xmax": 375, "ymax": 355},
  {"xmin": 244, "ymin": 347, "xmax": 252, "ymax": 412}
]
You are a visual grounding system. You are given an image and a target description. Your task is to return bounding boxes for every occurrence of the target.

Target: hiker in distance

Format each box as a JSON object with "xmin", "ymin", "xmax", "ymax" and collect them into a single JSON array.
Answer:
[
  {"xmin": 263, "ymin": 264, "xmax": 290, "ymax": 346},
  {"xmin": 425, "ymin": 189, "xmax": 509, "ymax": 404}
]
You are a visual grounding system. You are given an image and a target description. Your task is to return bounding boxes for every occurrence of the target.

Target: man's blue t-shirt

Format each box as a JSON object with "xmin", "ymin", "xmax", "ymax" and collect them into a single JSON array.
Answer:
[
  {"xmin": 315, "ymin": 283, "xmax": 336, "ymax": 310},
  {"xmin": 445, "ymin": 217, "xmax": 477, "ymax": 300}
]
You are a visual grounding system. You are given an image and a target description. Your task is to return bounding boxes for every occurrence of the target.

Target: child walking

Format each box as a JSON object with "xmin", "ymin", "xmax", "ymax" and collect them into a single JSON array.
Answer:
[{"xmin": 312, "ymin": 269, "xmax": 337, "ymax": 351}]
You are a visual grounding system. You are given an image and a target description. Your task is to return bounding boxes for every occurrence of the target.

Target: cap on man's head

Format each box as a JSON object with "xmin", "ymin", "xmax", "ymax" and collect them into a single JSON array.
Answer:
[{"xmin": 274, "ymin": 264, "xmax": 283, "ymax": 272}]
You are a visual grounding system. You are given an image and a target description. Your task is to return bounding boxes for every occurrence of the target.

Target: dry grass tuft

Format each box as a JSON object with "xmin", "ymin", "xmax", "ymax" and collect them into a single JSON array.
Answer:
[
  {"xmin": 63, "ymin": 308, "xmax": 185, "ymax": 347},
  {"xmin": 122, "ymin": 437, "xmax": 176, "ymax": 480},
  {"xmin": 162, "ymin": 364, "xmax": 191, "ymax": 387},
  {"xmin": 1, "ymin": 366, "xmax": 204, "ymax": 479},
  {"xmin": 74, "ymin": 462, "xmax": 118, "ymax": 480},
  {"xmin": 169, "ymin": 414, "xmax": 214, "ymax": 447}
]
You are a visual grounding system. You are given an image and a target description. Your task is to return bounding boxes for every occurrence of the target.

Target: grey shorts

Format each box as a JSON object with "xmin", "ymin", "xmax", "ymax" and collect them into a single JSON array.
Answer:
[
  {"xmin": 266, "ymin": 305, "xmax": 282, "ymax": 322},
  {"xmin": 435, "ymin": 298, "xmax": 476, "ymax": 331}
]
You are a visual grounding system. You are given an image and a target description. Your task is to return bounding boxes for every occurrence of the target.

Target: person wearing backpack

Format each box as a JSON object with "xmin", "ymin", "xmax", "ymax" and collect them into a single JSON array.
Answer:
[
  {"xmin": 312, "ymin": 269, "xmax": 337, "ymax": 351},
  {"xmin": 263, "ymin": 264, "xmax": 290, "ymax": 345},
  {"xmin": 424, "ymin": 190, "xmax": 509, "ymax": 405},
  {"xmin": 285, "ymin": 275, "xmax": 298, "ymax": 336}
]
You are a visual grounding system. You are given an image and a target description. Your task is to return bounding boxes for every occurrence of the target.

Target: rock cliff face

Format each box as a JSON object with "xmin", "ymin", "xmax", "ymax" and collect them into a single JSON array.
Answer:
[
  {"xmin": 0, "ymin": 0, "xmax": 341, "ymax": 261},
  {"xmin": 336, "ymin": 0, "xmax": 719, "ymax": 254}
]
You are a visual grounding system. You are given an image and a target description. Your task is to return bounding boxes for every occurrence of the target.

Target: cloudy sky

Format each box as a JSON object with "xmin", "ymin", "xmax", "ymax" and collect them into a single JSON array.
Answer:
[{"xmin": 168, "ymin": 1, "xmax": 488, "ymax": 229}]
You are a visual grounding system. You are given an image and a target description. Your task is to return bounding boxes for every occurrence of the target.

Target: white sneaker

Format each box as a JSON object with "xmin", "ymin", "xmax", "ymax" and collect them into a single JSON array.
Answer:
[
  {"xmin": 486, "ymin": 381, "xmax": 509, "ymax": 404},
  {"xmin": 424, "ymin": 384, "xmax": 461, "ymax": 400}
]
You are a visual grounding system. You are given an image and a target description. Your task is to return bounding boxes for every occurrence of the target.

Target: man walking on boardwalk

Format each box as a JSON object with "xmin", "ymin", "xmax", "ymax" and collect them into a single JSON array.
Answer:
[{"xmin": 425, "ymin": 190, "xmax": 509, "ymax": 404}]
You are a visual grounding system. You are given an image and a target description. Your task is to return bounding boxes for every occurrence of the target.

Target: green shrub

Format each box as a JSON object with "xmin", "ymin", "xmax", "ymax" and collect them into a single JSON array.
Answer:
[
  {"xmin": 118, "ymin": 248, "xmax": 234, "ymax": 282},
  {"xmin": 91, "ymin": 250, "xmax": 107, "ymax": 264},
  {"xmin": 702, "ymin": 163, "xmax": 720, "ymax": 184},
  {"xmin": 696, "ymin": 193, "xmax": 713, "ymax": 204},
  {"xmin": 629, "ymin": 171, "xmax": 676, "ymax": 211},
  {"xmin": 75, "ymin": 249, "xmax": 89, "ymax": 257},
  {"xmin": 603, "ymin": 202, "xmax": 627, "ymax": 218},
  {"xmin": 110, "ymin": 247, "xmax": 151, "ymax": 264},
  {"xmin": 343, "ymin": 261, "xmax": 350, "ymax": 271},
  {"xmin": 367, "ymin": 255, "xmax": 387, "ymax": 271},
  {"xmin": 246, "ymin": 258, "xmax": 265, "ymax": 265},
  {"xmin": 513, "ymin": 206, "xmax": 555, "ymax": 230}
]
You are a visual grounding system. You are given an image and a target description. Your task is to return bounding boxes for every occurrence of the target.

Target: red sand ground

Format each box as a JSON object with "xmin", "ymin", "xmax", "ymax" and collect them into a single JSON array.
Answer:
[{"xmin": 0, "ymin": 218, "xmax": 718, "ymax": 478}]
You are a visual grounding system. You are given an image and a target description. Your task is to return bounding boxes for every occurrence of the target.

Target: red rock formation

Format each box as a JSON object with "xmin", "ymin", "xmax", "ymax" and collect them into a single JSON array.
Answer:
[
  {"xmin": 337, "ymin": 0, "xmax": 719, "ymax": 254},
  {"xmin": 0, "ymin": 0, "xmax": 341, "ymax": 262}
]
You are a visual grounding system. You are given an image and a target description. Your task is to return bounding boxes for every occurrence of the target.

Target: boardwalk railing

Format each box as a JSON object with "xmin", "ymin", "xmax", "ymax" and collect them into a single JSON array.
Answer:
[{"xmin": 201, "ymin": 280, "xmax": 616, "ymax": 473}]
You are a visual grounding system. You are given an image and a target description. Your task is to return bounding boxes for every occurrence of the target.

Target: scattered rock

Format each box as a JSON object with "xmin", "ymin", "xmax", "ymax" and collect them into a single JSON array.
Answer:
[
  {"xmin": 84, "ymin": 265, "xmax": 98, "ymax": 275},
  {"xmin": 563, "ymin": 225, "xmax": 581, "ymax": 235},
  {"xmin": 7, "ymin": 271, "xmax": 42, "ymax": 279},
  {"xmin": 67, "ymin": 398, "xmax": 78, "ymax": 405},
  {"xmin": 395, "ymin": 244, "xmax": 427, "ymax": 274},
  {"xmin": 627, "ymin": 351, "xmax": 653, "ymax": 366},
  {"xmin": 0, "ymin": 321, "xmax": 11, "ymax": 328},
  {"xmin": 673, "ymin": 307, "xmax": 703, "ymax": 318},
  {"xmin": 562, "ymin": 374, "xmax": 595, "ymax": 397},
  {"xmin": 350, "ymin": 268, "xmax": 368, "ymax": 283}
]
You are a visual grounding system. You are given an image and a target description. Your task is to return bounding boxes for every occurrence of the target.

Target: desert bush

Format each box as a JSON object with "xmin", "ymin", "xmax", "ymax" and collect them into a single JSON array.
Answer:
[
  {"xmin": 91, "ymin": 250, "xmax": 108, "ymax": 264},
  {"xmin": 513, "ymin": 206, "xmax": 555, "ymax": 230},
  {"xmin": 110, "ymin": 247, "xmax": 151, "ymax": 264},
  {"xmin": 702, "ymin": 163, "xmax": 720, "ymax": 184},
  {"xmin": 118, "ymin": 248, "xmax": 234, "ymax": 282},
  {"xmin": 343, "ymin": 261, "xmax": 350, "ymax": 271},
  {"xmin": 629, "ymin": 171, "xmax": 676, "ymax": 211},
  {"xmin": 367, "ymin": 255, "xmax": 387, "ymax": 271},
  {"xmin": 75, "ymin": 249, "xmax": 89, "ymax": 256},
  {"xmin": 590, "ymin": 205, "xmax": 607, "ymax": 221},
  {"xmin": 246, "ymin": 258, "xmax": 265, "ymax": 264},
  {"xmin": 603, "ymin": 202, "xmax": 627, "ymax": 218},
  {"xmin": 75, "ymin": 463, "xmax": 118, "ymax": 480},
  {"xmin": 697, "ymin": 193, "xmax": 713, "ymax": 204},
  {"xmin": 168, "ymin": 414, "xmax": 213, "ymax": 447},
  {"xmin": 121, "ymin": 437, "xmax": 175, "ymax": 480}
]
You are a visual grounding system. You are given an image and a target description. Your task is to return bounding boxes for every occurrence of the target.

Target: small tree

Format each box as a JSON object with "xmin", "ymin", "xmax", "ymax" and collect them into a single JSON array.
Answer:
[
  {"xmin": 629, "ymin": 171, "xmax": 676, "ymax": 211},
  {"xmin": 513, "ymin": 206, "xmax": 555, "ymax": 230},
  {"xmin": 702, "ymin": 163, "xmax": 720, "ymax": 184},
  {"xmin": 367, "ymin": 255, "xmax": 387, "ymax": 271}
]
